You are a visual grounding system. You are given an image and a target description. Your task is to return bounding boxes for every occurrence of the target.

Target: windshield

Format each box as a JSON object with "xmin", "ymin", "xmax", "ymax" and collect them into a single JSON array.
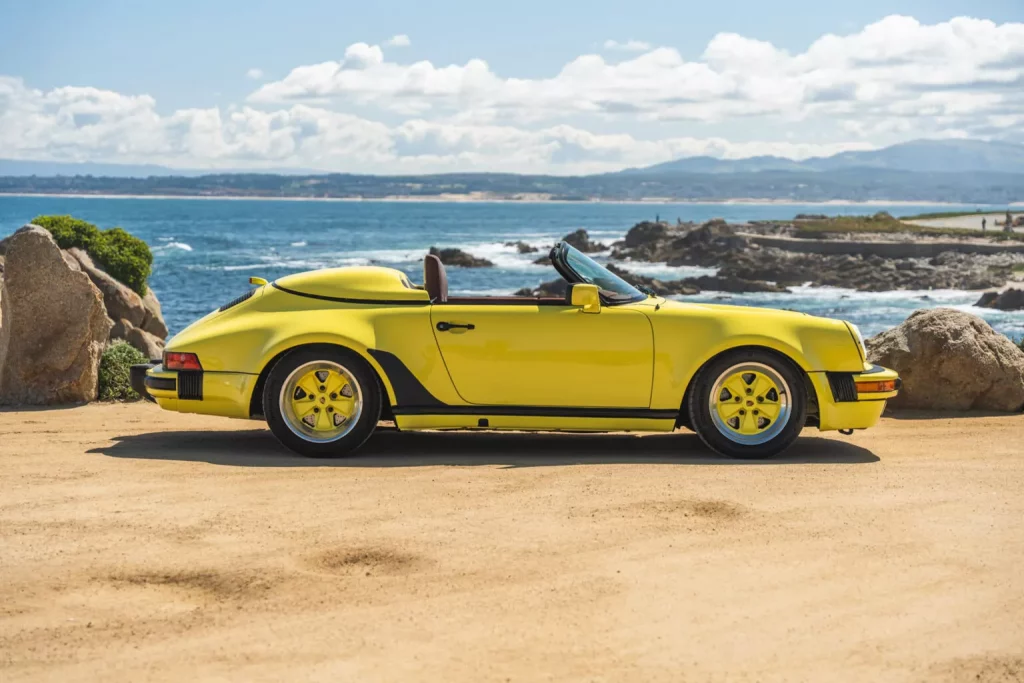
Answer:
[{"xmin": 560, "ymin": 244, "xmax": 646, "ymax": 304}]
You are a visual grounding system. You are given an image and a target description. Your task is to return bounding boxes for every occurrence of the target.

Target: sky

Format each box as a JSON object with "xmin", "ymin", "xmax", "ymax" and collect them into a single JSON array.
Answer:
[{"xmin": 1, "ymin": 0, "xmax": 1022, "ymax": 175}]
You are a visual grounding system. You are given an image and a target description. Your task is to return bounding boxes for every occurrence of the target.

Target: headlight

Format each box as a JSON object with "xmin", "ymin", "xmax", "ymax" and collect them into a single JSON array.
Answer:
[{"xmin": 848, "ymin": 323, "xmax": 867, "ymax": 360}]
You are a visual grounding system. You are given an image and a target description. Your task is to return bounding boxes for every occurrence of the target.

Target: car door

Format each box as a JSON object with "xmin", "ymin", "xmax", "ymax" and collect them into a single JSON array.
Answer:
[{"xmin": 429, "ymin": 303, "xmax": 654, "ymax": 407}]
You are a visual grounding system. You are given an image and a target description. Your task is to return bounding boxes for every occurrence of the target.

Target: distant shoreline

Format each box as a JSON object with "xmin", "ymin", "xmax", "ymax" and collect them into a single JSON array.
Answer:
[{"xmin": 0, "ymin": 192, "xmax": 1013, "ymax": 207}]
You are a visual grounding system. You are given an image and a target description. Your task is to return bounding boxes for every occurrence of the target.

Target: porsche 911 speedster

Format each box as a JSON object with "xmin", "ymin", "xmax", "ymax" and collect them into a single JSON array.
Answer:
[{"xmin": 133, "ymin": 243, "xmax": 900, "ymax": 458}]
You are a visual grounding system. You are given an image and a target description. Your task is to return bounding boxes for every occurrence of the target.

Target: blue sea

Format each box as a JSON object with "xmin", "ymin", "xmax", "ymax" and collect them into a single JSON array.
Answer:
[{"xmin": 1, "ymin": 195, "xmax": 1022, "ymax": 342}]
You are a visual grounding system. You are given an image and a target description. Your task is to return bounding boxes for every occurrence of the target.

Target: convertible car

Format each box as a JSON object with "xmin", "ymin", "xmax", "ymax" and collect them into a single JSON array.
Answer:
[{"xmin": 133, "ymin": 243, "xmax": 900, "ymax": 459}]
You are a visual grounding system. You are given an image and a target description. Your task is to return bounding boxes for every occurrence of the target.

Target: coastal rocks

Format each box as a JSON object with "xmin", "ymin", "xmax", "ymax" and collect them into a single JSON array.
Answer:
[
  {"xmin": 975, "ymin": 288, "xmax": 1024, "ymax": 311},
  {"xmin": 866, "ymin": 308, "xmax": 1024, "ymax": 412},
  {"xmin": 0, "ymin": 226, "xmax": 112, "ymax": 405},
  {"xmin": 515, "ymin": 278, "xmax": 568, "ymax": 298},
  {"xmin": 562, "ymin": 229, "xmax": 606, "ymax": 253},
  {"xmin": 622, "ymin": 221, "xmax": 669, "ymax": 248},
  {"xmin": 428, "ymin": 247, "xmax": 494, "ymax": 268},
  {"xmin": 605, "ymin": 264, "xmax": 699, "ymax": 296},
  {"xmin": 67, "ymin": 247, "xmax": 167, "ymax": 355},
  {"xmin": 504, "ymin": 241, "xmax": 538, "ymax": 254}
]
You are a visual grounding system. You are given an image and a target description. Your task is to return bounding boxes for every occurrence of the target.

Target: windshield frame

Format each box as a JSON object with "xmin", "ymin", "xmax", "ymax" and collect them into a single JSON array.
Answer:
[{"xmin": 550, "ymin": 243, "xmax": 647, "ymax": 306}]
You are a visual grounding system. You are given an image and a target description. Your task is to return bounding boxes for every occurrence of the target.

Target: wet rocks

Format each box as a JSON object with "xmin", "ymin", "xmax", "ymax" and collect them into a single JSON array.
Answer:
[
  {"xmin": 504, "ymin": 241, "xmax": 538, "ymax": 254},
  {"xmin": 428, "ymin": 247, "xmax": 493, "ymax": 268},
  {"xmin": 561, "ymin": 229, "xmax": 606, "ymax": 253},
  {"xmin": 975, "ymin": 288, "xmax": 1024, "ymax": 311},
  {"xmin": 866, "ymin": 308, "xmax": 1024, "ymax": 412},
  {"xmin": 0, "ymin": 226, "xmax": 112, "ymax": 405}
]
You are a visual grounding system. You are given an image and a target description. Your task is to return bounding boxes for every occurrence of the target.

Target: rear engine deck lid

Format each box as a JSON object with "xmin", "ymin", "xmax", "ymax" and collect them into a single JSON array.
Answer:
[{"xmin": 274, "ymin": 266, "xmax": 429, "ymax": 303}]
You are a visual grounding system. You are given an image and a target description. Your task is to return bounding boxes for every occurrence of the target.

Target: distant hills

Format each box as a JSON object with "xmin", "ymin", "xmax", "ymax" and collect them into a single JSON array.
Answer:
[
  {"xmin": 627, "ymin": 139, "xmax": 1024, "ymax": 175},
  {"xmin": 1, "ymin": 139, "xmax": 1022, "ymax": 204}
]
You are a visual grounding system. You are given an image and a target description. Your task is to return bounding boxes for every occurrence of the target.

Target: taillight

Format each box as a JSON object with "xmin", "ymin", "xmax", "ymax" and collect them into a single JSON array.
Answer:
[
  {"xmin": 164, "ymin": 352, "xmax": 202, "ymax": 371},
  {"xmin": 856, "ymin": 379, "xmax": 897, "ymax": 394}
]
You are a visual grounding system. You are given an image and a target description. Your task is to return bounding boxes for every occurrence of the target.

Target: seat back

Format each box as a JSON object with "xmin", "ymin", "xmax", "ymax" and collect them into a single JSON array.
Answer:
[{"xmin": 423, "ymin": 254, "xmax": 448, "ymax": 303}]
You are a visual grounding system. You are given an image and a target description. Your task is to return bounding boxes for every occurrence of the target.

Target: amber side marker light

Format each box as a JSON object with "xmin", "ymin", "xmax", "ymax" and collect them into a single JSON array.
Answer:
[
  {"xmin": 856, "ymin": 379, "xmax": 897, "ymax": 394},
  {"xmin": 164, "ymin": 352, "xmax": 202, "ymax": 371}
]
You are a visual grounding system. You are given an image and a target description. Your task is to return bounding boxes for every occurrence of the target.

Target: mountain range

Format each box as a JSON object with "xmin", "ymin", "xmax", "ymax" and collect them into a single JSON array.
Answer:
[{"xmin": 625, "ymin": 139, "xmax": 1024, "ymax": 175}]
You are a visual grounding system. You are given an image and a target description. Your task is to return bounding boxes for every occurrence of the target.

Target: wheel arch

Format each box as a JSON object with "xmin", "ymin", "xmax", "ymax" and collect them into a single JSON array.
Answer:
[
  {"xmin": 248, "ymin": 341, "xmax": 396, "ymax": 420},
  {"xmin": 675, "ymin": 344, "xmax": 820, "ymax": 429}
]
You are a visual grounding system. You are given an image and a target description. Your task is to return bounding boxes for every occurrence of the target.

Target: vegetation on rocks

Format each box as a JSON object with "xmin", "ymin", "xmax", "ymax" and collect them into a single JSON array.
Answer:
[
  {"xmin": 97, "ymin": 341, "xmax": 147, "ymax": 401},
  {"xmin": 31, "ymin": 215, "xmax": 152, "ymax": 294},
  {"xmin": 793, "ymin": 213, "xmax": 1024, "ymax": 242}
]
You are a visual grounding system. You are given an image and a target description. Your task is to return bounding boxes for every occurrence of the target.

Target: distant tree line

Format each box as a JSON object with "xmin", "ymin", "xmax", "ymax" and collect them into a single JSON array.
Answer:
[{"xmin": 1, "ymin": 168, "xmax": 1022, "ymax": 204}]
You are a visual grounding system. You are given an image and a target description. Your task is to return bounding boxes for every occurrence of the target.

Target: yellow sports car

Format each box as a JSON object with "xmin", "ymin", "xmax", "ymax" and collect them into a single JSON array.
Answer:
[{"xmin": 133, "ymin": 243, "xmax": 900, "ymax": 459}]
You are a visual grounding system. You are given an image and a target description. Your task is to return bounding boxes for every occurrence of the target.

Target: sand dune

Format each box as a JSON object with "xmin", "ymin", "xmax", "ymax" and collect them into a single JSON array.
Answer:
[{"xmin": 1, "ymin": 403, "xmax": 1022, "ymax": 681}]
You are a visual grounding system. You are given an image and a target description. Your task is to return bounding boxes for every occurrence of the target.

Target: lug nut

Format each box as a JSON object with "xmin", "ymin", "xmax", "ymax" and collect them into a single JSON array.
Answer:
[
  {"xmin": 757, "ymin": 396, "xmax": 764, "ymax": 403},
  {"xmin": 327, "ymin": 406, "xmax": 334, "ymax": 413},
  {"xmin": 330, "ymin": 392, "xmax": 337, "ymax": 400},
  {"xmin": 319, "ymin": 385, "xmax": 326, "ymax": 392},
  {"xmin": 734, "ymin": 396, "xmax": 741, "ymax": 402},
  {"xmin": 753, "ymin": 410, "xmax": 759, "ymax": 415},
  {"xmin": 739, "ymin": 409, "xmax": 746, "ymax": 415},
  {"xmin": 313, "ymin": 407, "xmax": 320, "ymax": 413},
  {"xmin": 746, "ymin": 388, "xmax": 753, "ymax": 395}
]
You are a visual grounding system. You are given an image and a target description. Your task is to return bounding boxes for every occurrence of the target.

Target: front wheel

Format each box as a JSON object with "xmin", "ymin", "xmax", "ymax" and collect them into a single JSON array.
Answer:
[
  {"xmin": 687, "ymin": 349, "xmax": 807, "ymax": 459},
  {"xmin": 263, "ymin": 347, "xmax": 381, "ymax": 457}
]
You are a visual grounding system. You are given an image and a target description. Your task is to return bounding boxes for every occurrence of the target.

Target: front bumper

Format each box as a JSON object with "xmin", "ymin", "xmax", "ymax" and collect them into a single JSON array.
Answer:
[
  {"xmin": 134, "ymin": 362, "xmax": 258, "ymax": 419},
  {"xmin": 810, "ymin": 364, "xmax": 901, "ymax": 432}
]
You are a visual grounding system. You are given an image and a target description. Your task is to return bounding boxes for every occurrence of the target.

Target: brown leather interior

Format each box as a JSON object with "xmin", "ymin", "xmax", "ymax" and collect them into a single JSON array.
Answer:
[
  {"xmin": 424, "ymin": 253, "xmax": 568, "ymax": 305},
  {"xmin": 423, "ymin": 254, "xmax": 448, "ymax": 303}
]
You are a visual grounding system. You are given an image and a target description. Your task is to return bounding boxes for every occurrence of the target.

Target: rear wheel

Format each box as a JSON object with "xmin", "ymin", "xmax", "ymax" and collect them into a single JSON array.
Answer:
[
  {"xmin": 263, "ymin": 347, "xmax": 381, "ymax": 457},
  {"xmin": 688, "ymin": 349, "xmax": 807, "ymax": 459}
]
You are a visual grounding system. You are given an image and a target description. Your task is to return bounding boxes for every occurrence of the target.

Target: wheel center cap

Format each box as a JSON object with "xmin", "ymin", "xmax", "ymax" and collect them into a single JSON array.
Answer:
[
  {"xmin": 319, "ymin": 397, "xmax": 325, "ymax": 404},
  {"xmin": 746, "ymin": 400, "xmax": 754, "ymax": 406}
]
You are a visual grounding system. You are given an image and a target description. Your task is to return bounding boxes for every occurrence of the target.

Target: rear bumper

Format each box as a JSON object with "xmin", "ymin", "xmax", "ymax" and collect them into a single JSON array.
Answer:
[
  {"xmin": 141, "ymin": 364, "xmax": 258, "ymax": 419},
  {"xmin": 810, "ymin": 365, "xmax": 901, "ymax": 432}
]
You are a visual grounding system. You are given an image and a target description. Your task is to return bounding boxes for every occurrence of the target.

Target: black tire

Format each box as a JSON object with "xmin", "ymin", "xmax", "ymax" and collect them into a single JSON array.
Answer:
[
  {"xmin": 687, "ymin": 348, "xmax": 808, "ymax": 459},
  {"xmin": 263, "ymin": 346, "xmax": 381, "ymax": 457}
]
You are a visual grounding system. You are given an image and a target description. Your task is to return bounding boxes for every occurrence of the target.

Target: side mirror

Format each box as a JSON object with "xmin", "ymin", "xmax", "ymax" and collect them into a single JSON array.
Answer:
[{"xmin": 567, "ymin": 283, "xmax": 601, "ymax": 314}]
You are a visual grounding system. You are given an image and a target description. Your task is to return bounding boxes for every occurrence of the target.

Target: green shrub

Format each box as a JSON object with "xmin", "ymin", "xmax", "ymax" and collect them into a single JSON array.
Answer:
[
  {"xmin": 98, "ymin": 341, "xmax": 148, "ymax": 401},
  {"xmin": 32, "ymin": 215, "xmax": 152, "ymax": 295}
]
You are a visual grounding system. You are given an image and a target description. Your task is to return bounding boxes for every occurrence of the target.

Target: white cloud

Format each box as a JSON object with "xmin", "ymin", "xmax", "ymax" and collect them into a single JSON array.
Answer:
[
  {"xmin": 603, "ymin": 39, "xmax": 652, "ymax": 52},
  {"xmin": 385, "ymin": 34, "xmax": 411, "ymax": 47},
  {"xmin": 249, "ymin": 15, "xmax": 1024, "ymax": 132},
  {"xmin": 2, "ymin": 15, "xmax": 1023, "ymax": 174},
  {"xmin": 246, "ymin": 68, "xmax": 264, "ymax": 80}
]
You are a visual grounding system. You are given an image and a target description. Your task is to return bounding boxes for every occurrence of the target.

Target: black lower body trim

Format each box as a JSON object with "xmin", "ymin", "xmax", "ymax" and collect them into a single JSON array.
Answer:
[
  {"xmin": 393, "ymin": 405, "xmax": 678, "ymax": 419},
  {"xmin": 144, "ymin": 375, "xmax": 176, "ymax": 392}
]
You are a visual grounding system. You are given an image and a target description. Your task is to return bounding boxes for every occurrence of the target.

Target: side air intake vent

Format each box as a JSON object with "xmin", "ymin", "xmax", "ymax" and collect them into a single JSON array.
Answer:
[
  {"xmin": 219, "ymin": 288, "xmax": 256, "ymax": 312},
  {"xmin": 826, "ymin": 373, "xmax": 857, "ymax": 403}
]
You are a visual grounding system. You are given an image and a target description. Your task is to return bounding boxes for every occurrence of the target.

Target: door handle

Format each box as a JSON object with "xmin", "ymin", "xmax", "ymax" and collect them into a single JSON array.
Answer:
[{"xmin": 436, "ymin": 321, "xmax": 475, "ymax": 332}]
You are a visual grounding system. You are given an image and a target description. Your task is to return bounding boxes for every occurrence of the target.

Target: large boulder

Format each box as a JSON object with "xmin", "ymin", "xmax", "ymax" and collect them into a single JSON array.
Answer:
[
  {"xmin": 66, "ymin": 247, "xmax": 168, "ymax": 350},
  {"xmin": 67, "ymin": 247, "xmax": 147, "ymax": 327},
  {"xmin": 0, "ymin": 225, "xmax": 112, "ymax": 405},
  {"xmin": 561, "ymin": 229, "xmax": 607, "ymax": 253},
  {"xmin": 975, "ymin": 288, "xmax": 1024, "ymax": 311},
  {"xmin": 866, "ymin": 308, "xmax": 1024, "ymax": 412},
  {"xmin": 140, "ymin": 288, "xmax": 169, "ymax": 339}
]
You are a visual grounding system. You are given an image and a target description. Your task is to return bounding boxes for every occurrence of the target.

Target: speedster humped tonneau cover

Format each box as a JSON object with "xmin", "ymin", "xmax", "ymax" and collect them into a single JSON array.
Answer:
[{"xmin": 273, "ymin": 266, "xmax": 429, "ymax": 303}]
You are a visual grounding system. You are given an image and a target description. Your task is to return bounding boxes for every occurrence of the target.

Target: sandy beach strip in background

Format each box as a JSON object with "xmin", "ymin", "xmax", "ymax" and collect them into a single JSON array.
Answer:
[
  {"xmin": 1, "ymin": 403, "xmax": 1022, "ymax": 681},
  {"xmin": 904, "ymin": 212, "xmax": 1020, "ymax": 231}
]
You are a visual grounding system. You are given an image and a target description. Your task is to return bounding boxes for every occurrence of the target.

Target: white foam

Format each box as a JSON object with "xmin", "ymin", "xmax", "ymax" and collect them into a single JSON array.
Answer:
[
  {"xmin": 153, "ymin": 242, "xmax": 192, "ymax": 252},
  {"xmin": 290, "ymin": 241, "xmax": 307, "ymax": 247}
]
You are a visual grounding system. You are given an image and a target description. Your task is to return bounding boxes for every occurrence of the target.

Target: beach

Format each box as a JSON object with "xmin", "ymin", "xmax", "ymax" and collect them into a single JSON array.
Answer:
[{"xmin": 2, "ymin": 402, "xmax": 1022, "ymax": 681}]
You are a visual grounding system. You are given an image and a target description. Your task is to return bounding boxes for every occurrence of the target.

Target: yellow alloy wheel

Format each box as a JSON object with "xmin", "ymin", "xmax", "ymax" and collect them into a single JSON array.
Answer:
[
  {"xmin": 279, "ymin": 360, "xmax": 363, "ymax": 443},
  {"xmin": 708, "ymin": 362, "xmax": 792, "ymax": 446}
]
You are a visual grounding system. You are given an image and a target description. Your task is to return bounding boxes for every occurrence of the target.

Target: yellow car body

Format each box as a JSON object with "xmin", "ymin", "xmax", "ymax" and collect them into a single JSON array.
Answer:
[{"xmin": 140, "ymin": 243, "xmax": 899, "ymax": 457}]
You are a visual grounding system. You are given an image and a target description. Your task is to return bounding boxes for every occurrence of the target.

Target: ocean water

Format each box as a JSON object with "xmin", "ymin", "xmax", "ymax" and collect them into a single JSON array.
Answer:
[{"xmin": 1, "ymin": 195, "xmax": 1022, "ymax": 342}]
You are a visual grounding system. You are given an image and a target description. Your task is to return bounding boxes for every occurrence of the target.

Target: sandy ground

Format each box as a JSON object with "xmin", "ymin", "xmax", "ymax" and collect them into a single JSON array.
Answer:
[
  {"xmin": 905, "ymin": 213, "xmax": 1018, "ymax": 231},
  {"xmin": 1, "ymin": 403, "xmax": 1023, "ymax": 682}
]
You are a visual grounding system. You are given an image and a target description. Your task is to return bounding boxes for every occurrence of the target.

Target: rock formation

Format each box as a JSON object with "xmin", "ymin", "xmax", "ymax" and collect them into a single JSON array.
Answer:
[
  {"xmin": 0, "ymin": 226, "xmax": 112, "ymax": 404},
  {"xmin": 561, "ymin": 229, "xmax": 607, "ymax": 253},
  {"xmin": 428, "ymin": 247, "xmax": 494, "ymax": 268},
  {"xmin": 975, "ymin": 288, "xmax": 1024, "ymax": 311},
  {"xmin": 866, "ymin": 308, "xmax": 1024, "ymax": 412},
  {"xmin": 67, "ymin": 248, "xmax": 165, "ymax": 358}
]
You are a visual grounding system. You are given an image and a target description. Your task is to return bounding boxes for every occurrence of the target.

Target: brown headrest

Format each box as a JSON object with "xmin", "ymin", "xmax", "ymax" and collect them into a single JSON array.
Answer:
[{"xmin": 423, "ymin": 254, "xmax": 448, "ymax": 303}]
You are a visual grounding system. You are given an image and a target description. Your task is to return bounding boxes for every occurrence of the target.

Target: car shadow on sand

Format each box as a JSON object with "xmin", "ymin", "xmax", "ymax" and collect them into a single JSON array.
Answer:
[{"xmin": 90, "ymin": 426, "xmax": 879, "ymax": 467}]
